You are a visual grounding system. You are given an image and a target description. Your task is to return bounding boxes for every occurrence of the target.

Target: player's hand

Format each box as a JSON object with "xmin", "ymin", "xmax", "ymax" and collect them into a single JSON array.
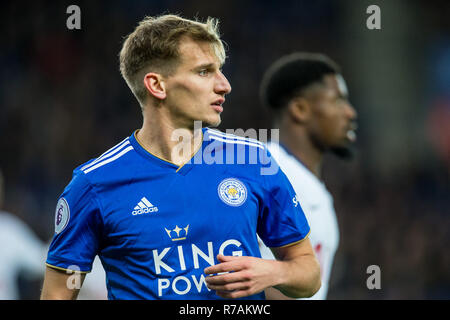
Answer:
[{"xmin": 204, "ymin": 254, "xmax": 278, "ymax": 299}]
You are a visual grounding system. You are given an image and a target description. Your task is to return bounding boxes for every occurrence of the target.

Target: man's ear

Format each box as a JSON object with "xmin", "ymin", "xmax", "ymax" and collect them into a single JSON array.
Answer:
[
  {"xmin": 143, "ymin": 72, "xmax": 166, "ymax": 100},
  {"xmin": 287, "ymin": 96, "xmax": 311, "ymax": 124}
]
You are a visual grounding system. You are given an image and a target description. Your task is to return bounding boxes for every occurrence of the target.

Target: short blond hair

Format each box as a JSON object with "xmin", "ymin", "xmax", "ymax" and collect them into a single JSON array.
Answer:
[{"xmin": 119, "ymin": 14, "xmax": 226, "ymax": 106}]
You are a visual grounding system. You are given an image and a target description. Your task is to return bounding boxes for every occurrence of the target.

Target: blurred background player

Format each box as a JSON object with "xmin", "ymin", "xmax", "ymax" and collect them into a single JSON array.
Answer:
[
  {"xmin": 0, "ymin": 168, "xmax": 47, "ymax": 299},
  {"xmin": 258, "ymin": 53, "xmax": 357, "ymax": 300},
  {"xmin": 0, "ymin": 166, "xmax": 106, "ymax": 300}
]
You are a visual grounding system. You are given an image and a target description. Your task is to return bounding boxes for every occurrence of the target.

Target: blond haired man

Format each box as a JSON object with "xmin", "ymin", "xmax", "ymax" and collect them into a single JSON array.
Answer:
[{"xmin": 41, "ymin": 15, "xmax": 320, "ymax": 300}]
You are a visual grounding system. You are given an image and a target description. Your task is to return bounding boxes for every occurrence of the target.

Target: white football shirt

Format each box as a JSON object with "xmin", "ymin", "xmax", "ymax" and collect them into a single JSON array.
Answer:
[
  {"xmin": 0, "ymin": 211, "xmax": 47, "ymax": 299},
  {"xmin": 259, "ymin": 142, "xmax": 339, "ymax": 300}
]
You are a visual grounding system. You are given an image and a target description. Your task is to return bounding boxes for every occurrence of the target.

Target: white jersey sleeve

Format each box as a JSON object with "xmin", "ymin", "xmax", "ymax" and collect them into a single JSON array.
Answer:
[
  {"xmin": 0, "ymin": 212, "xmax": 47, "ymax": 299},
  {"xmin": 259, "ymin": 143, "xmax": 340, "ymax": 300}
]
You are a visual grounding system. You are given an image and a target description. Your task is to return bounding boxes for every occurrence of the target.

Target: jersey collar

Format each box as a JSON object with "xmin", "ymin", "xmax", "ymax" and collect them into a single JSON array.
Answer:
[{"xmin": 129, "ymin": 128, "xmax": 207, "ymax": 175}]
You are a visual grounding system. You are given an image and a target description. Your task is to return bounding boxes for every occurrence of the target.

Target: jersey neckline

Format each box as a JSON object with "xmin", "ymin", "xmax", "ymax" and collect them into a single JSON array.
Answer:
[{"xmin": 129, "ymin": 128, "xmax": 206, "ymax": 174}]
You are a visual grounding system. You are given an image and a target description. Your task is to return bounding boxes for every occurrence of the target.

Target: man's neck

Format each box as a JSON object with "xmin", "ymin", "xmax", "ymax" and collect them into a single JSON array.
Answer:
[
  {"xmin": 279, "ymin": 126, "xmax": 324, "ymax": 179},
  {"xmin": 137, "ymin": 108, "xmax": 203, "ymax": 166}
]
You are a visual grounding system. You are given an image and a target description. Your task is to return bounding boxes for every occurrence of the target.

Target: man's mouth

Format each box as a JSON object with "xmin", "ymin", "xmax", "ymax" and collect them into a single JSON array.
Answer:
[
  {"xmin": 346, "ymin": 123, "xmax": 357, "ymax": 142},
  {"xmin": 211, "ymin": 98, "xmax": 225, "ymax": 113}
]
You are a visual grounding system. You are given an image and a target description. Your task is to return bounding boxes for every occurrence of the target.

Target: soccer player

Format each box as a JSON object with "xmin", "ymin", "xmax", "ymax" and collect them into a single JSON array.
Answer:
[
  {"xmin": 40, "ymin": 15, "xmax": 320, "ymax": 300},
  {"xmin": 258, "ymin": 53, "xmax": 357, "ymax": 299},
  {"xmin": 0, "ymin": 169, "xmax": 47, "ymax": 299}
]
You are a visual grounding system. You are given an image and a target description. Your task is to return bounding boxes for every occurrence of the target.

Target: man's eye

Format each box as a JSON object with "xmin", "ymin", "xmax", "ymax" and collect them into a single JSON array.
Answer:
[{"xmin": 199, "ymin": 69, "xmax": 209, "ymax": 76}]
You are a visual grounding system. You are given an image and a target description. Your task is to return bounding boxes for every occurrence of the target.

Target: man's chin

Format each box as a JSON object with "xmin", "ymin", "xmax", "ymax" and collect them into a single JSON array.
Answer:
[
  {"xmin": 203, "ymin": 117, "xmax": 221, "ymax": 128},
  {"xmin": 330, "ymin": 144, "xmax": 356, "ymax": 160}
]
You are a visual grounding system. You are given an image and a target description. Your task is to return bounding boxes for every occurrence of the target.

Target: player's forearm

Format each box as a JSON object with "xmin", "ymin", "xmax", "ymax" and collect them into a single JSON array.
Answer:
[
  {"xmin": 40, "ymin": 266, "xmax": 83, "ymax": 300},
  {"xmin": 272, "ymin": 253, "xmax": 321, "ymax": 298},
  {"xmin": 40, "ymin": 281, "xmax": 80, "ymax": 300},
  {"xmin": 40, "ymin": 287, "xmax": 79, "ymax": 300}
]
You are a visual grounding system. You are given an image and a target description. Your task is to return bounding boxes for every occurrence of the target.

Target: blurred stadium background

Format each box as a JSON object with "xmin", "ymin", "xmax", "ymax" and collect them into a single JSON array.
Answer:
[{"xmin": 0, "ymin": 0, "xmax": 448, "ymax": 299}]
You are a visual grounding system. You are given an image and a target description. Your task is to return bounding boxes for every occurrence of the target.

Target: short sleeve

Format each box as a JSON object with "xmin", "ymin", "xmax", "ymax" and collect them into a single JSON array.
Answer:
[
  {"xmin": 257, "ymin": 149, "xmax": 310, "ymax": 248},
  {"xmin": 46, "ymin": 171, "xmax": 103, "ymax": 272}
]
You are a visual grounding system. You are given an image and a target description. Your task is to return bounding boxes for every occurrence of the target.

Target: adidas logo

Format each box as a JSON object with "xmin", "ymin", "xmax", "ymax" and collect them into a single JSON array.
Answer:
[{"xmin": 132, "ymin": 197, "xmax": 159, "ymax": 215}]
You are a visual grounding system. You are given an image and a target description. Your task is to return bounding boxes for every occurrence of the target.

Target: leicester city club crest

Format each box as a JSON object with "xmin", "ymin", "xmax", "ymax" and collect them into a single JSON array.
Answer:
[{"xmin": 218, "ymin": 178, "xmax": 247, "ymax": 207}]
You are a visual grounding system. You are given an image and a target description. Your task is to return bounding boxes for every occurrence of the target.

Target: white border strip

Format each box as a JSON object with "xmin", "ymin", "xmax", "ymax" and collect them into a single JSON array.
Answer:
[
  {"xmin": 83, "ymin": 146, "xmax": 134, "ymax": 174},
  {"xmin": 206, "ymin": 129, "xmax": 264, "ymax": 147},
  {"xmin": 81, "ymin": 138, "xmax": 130, "ymax": 171},
  {"xmin": 209, "ymin": 135, "xmax": 264, "ymax": 150}
]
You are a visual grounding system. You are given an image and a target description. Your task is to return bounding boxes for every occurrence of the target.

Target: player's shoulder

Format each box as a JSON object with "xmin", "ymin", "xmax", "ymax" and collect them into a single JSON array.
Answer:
[
  {"xmin": 0, "ymin": 211, "xmax": 23, "ymax": 229},
  {"xmin": 267, "ymin": 142, "xmax": 312, "ymax": 178},
  {"xmin": 74, "ymin": 135, "xmax": 136, "ymax": 180},
  {"xmin": 204, "ymin": 128, "xmax": 277, "ymax": 174},
  {"xmin": 267, "ymin": 142, "xmax": 332, "ymax": 200},
  {"xmin": 203, "ymin": 129, "xmax": 286, "ymax": 185},
  {"xmin": 204, "ymin": 128, "xmax": 268, "ymax": 157},
  {"xmin": 266, "ymin": 142, "xmax": 295, "ymax": 164},
  {"xmin": 0, "ymin": 211, "xmax": 35, "ymax": 237}
]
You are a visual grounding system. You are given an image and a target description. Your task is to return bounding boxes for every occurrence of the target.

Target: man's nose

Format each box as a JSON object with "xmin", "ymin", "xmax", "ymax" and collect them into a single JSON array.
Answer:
[
  {"xmin": 346, "ymin": 102, "xmax": 357, "ymax": 120},
  {"xmin": 215, "ymin": 71, "xmax": 232, "ymax": 95}
]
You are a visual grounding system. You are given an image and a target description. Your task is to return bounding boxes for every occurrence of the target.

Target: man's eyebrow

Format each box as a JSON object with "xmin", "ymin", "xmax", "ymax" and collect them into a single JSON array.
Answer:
[
  {"xmin": 194, "ymin": 63, "xmax": 215, "ymax": 69},
  {"xmin": 193, "ymin": 62, "xmax": 223, "ymax": 70}
]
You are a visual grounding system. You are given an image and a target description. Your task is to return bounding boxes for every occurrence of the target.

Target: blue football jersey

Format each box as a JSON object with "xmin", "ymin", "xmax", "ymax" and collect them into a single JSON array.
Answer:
[{"xmin": 46, "ymin": 128, "xmax": 310, "ymax": 300}]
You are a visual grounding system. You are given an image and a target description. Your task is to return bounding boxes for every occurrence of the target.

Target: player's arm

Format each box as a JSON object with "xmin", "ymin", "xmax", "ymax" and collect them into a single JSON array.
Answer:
[
  {"xmin": 43, "ymin": 173, "xmax": 101, "ymax": 300},
  {"xmin": 204, "ymin": 237, "xmax": 321, "ymax": 299},
  {"xmin": 269, "ymin": 237, "xmax": 321, "ymax": 298},
  {"xmin": 264, "ymin": 287, "xmax": 295, "ymax": 300},
  {"xmin": 41, "ymin": 265, "xmax": 86, "ymax": 300}
]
